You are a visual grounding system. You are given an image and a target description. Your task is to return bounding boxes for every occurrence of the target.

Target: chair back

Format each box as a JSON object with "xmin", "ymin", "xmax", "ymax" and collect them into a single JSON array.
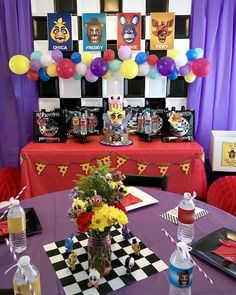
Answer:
[
  {"xmin": 123, "ymin": 174, "xmax": 168, "ymax": 191},
  {"xmin": 207, "ymin": 176, "xmax": 236, "ymax": 216},
  {"xmin": 0, "ymin": 167, "xmax": 21, "ymax": 202}
]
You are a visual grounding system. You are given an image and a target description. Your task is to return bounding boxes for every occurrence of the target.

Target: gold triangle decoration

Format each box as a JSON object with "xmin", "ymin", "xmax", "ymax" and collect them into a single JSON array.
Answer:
[
  {"xmin": 80, "ymin": 163, "xmax": 91, "ymax": 175},
  {"xmin": 180, "ymin": 163, "xmax": 190, "ymax": 175},
  {"xmin": 35, "ymin": 163, "xmax": 46, "ymax": 175},
  {"xmin": 116, "ymin": 156, "xmax": 127, "ymax": 168},
  {"xmin": 158, "ymin": 166, "xmax": 169, "ymax": 176},
  {"xmin": 58, "ymin": 165, "xmax": 69, "ymax": 177},
  {"xmin": 137, "ymin": 163, "xmax": 148, "ymax": 175},
  {"xmin": 200, "ymin": 153, "xmax": 205, "ymax": 163},
  {"xmin": 99, "ymin": 156, "xmax": 111, "ymax": 167}
]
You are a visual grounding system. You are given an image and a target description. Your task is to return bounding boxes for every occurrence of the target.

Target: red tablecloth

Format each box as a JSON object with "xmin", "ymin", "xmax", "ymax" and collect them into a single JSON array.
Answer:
[{"xmin": 20, "ymin": 136, "xmax": 207, "ymax": 200}]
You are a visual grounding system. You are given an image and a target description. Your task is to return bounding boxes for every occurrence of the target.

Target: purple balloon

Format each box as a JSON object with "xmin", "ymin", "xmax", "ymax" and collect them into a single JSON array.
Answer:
[
  {"xmin": 30, "ymin": 59, "xmax": 41, "ymax": 71},
  {"xmin": 179, "ymin": 63, "xmax": 191, "ymax": 76},
  {"xmin": 90, "ymin": 57, "xmax": 109, "ymax": 77},
  {"xmin": 51, "ymin": 50, "xmax": 63, "ymax": 62},
  {"xmin": 157, "ymin": 56, "xmax": 176, "ymax": 76},
  {"xmin": 85, "ymin": 68, "xmax": 98, "ymax": 82}
]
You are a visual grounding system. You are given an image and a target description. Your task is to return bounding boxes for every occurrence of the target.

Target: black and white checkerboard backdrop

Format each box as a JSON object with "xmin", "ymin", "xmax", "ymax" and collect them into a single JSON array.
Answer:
[
  {"xmin": 43, "ymin": 225, "xmax": 168, "ymax": 295},
  {"xmin": 31, "ymin": 0, "xmax": 191, "ymax": 113}
]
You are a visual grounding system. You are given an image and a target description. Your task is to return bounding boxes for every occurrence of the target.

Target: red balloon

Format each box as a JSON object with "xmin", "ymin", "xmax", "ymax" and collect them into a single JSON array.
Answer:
[
  {"xmin": 191, "ymin": 58, "xmax": 210, "ymax": 77},
  {"xmin": 27, "ymin": 69, "xmax": 39, "ymax": 81},
  {"xmin": 103, "ymin": 49, "xmax": 115, "ymax": 62},
  {"xmin": 147, "ymin": 54, "xmax": 158, "ymax": 66},
  {"xmin": 56, "ymin": 58, "xmax": 76, "ymax": 79}
]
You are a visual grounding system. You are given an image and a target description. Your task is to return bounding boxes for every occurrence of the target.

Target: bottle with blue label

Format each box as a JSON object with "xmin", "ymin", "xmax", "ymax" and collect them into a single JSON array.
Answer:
[{"xmin": 169, "ymin": 241, "xmax": 193, "ymax": 295}]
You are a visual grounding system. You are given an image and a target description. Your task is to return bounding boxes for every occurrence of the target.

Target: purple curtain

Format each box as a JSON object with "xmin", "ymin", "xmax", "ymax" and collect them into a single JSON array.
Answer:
[
  {"xmin": 0, "ymin": 0, "xmax": 38, "ymax": 167},
  {"xmin": 188, "ymin": 0, "xmax": 236, "ymax": 158}
]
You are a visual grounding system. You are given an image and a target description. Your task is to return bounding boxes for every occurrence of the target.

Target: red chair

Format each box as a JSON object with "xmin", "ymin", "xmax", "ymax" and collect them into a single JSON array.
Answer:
[
  {"xmin": 207, "ymin": 176, "xmax": 236, "ymax": 216},
  {"xmin": 0, "ymin": 167, "xmax": 21, "ymax": 202}
]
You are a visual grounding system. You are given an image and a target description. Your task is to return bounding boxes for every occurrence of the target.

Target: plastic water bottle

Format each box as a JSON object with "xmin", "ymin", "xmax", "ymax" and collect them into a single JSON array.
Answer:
[
  {"xmin": 152, "ymin": 112, "xmax": 158, "ymax": 133},
  {"xmin": 80, "ymin": 113, "xmax": 87, "ymax": 135},
  {"xmin": 88, "ymin": 112, "xmax": 97, "ymax": 133},
  {"xmin": 13, "ymin": 256, "xmax": 41, "ymax": 295},
  {"xmin": 72, "ymin": 113, "xmax": 80, "ymax": 134},
  {"xmin": 177, "ymin": 193, "xmax": 195, "ymax": 244},
  {"xmin": 169, "ymin": 241, "xmax": 193, "ymax": 295},
  {"xmin": 137, "ymin": 113, "xmax": 144, "ymax": 132},
  {"xmin": 7, "ymin": 200, "xmax": 27, "ymax": 253},
  {"xmin": 144, "ymin": 112, "xmax": 152, "ymax": 134}
]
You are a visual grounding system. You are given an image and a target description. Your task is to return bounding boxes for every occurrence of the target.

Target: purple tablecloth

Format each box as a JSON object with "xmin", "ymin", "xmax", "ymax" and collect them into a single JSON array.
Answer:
[{"xmin": 0, "ymin": 189, "xmax": 236, "ymax": 294}]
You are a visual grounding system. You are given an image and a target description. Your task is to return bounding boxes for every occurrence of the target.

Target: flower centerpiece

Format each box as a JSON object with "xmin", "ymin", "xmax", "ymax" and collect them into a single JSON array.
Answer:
[{"xmin": 68, "ymin": 160, "xmax": 128, "ymax": 276}]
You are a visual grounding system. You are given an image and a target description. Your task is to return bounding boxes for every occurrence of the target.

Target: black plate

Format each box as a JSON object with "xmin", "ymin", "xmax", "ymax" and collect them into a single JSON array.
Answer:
[
  {"xmin": 191, "ymin": 227, "xmax": 236, "ymax": 279},
  {"xmin": 0, "ymin": 208, "xmax": 42, "ymax": 242}
]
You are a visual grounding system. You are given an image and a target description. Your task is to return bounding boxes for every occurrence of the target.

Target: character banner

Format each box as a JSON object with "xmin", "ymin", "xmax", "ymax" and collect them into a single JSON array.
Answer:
[
  {"xmin": 47, "ymin": 13, "xmax": 72, "ymax": 51},
  {"xmin": 150, "ymin": 12, "xmax": 175, "ymax": 51},
  {"xmin": 82, "ymin": 13, "xmax": 107, "ymax": 51},
  {"xmin": 117, "ymin": 13, "xmax": 141, "ymax": 50}
]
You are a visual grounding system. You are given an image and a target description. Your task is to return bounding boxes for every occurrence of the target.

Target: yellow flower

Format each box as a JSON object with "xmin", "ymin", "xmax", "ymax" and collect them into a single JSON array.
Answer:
[{"xmin": 90, "ymin": 211, "xmax": 108, "ymax": 232}]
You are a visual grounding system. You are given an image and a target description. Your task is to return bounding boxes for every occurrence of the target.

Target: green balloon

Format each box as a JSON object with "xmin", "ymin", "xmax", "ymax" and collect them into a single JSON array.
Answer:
[
  {"xmin": 109, "ymin": 59, "xmax": 122, "ymax": 72},
  {"xmin": 30, "ymin": 50, "xmax": 43, "ymax": 60}
]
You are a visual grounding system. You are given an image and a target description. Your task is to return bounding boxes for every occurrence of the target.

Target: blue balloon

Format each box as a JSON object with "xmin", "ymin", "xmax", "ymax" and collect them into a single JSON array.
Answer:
[
  {"xmin": 195, "ymin": 48, "xmax": 204, "ymax": 59},
  {"xmin": 148, "ymin": 66, "xmax": 159, "ymax": 79},
  {"xmin": 73, "ymin": 73, "xmax": 81, "ymax": 80},
  {"xmin": 135, "ymin": 52, "xmax": 147, "ymax": 65},
  {"xmin": 168, "ymin": 69, "xmax": 179, "ymax": 80},
  {"xmin": 30, "ymin": 50, "xmax": 42, "ymax": 60},
  {"xmin": 71, "ymin": 52, "xmax": 81, "ymax": 64},
  {"xmin": 39, "ymin": 68, "xmax": 50, "ymax": 81},
  {"xmin": 186, "ymin": 49, "xmax": 198, "ymax": 61}
]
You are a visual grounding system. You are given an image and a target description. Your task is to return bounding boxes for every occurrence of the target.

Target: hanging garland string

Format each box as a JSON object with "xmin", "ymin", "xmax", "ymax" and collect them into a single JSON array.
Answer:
[{"xmin": 21, "ymin": 151, "xmax": 204, "ymax": 177}]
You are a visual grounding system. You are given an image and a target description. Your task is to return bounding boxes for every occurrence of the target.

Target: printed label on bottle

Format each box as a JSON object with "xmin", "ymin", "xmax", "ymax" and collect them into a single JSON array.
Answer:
[
  {"xmin": 178, "ymin": 207, "xmax": 195, "ymax": 224},
  {"xmin": 8, "ymin": 216, "xmax": 26, "ymax": 234},
  {"xmin": 169, "ymin": 263, "xmax": 193, "ymax": 288},
  {"xmin": 80, "ymin": 120, "xmax": 87, "ymax": 127},
  {"xmin": 13, "ymin": 276, "xmax": 41, "ymax": 295}
]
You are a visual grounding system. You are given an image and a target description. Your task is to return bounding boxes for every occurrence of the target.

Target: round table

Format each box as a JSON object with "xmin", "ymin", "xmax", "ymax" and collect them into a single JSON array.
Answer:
[{"xmin": 0, "ymin": 189, "xmax": 235, "ymax": 294}]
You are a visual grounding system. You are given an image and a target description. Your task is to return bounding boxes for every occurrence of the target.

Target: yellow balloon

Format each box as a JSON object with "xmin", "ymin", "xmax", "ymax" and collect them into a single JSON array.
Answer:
[
  {"xmin": 120, "ymin": 60, "xmax": 138, "ymax": 79},
  {"xmin": 47, "ymin": 63, "xmax": 57, "ymax": 77},
  {"xmin": 102, "ymin": 70, "xmax": 112, "ymax": 80},
  {"xmin": 167, "ymin": 48, "xmax": 180, "ymax": 59},
  {"xmin": 81, "ymin": 52, "xmax": 93, "ymax": 65},
  {"xmin": 9, "ymin": 55, "xmax": 30, "ymax": 74},
  {"xmin": 184, "ymin": 71, "xmax": 196, "ymax": 83}
]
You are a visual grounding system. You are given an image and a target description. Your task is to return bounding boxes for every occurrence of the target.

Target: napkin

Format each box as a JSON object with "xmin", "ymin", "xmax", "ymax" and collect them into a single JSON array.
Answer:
[
  {"xmin": 161, "ymin": 206, "xmax": 208, "ymax": 224},
  {"xmin": 212, "ymin": 239, "xmax": 236, "ymax": 264}
]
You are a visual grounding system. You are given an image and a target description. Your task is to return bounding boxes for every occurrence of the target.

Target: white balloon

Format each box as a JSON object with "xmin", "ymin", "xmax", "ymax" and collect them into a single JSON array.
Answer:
[
  {"xmin": 138, "ymin": 62, "xmax": 150, "ymax": 76},
  {"xmin": 76, "ymin": 62, "xmax": 87, "ymax": 76},
  {"xmin": 40, "ymin": 52, "xmax": 53, "ymax": 67},
  {"xmin": 174, "ymin": 54, "xmax": 188, "ymax": 68}
]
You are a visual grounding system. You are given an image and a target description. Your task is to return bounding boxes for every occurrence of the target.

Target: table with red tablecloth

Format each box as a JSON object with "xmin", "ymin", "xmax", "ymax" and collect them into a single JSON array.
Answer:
[{"xmin": 20, "ymin": 135, "xmax": 207, "ymax": 200}]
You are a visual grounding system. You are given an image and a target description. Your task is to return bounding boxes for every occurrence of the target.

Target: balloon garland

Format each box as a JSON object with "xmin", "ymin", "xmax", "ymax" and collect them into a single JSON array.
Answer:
[{"xmin": 8, "ymin": 46, "xmax": 210, "ymax": 83}]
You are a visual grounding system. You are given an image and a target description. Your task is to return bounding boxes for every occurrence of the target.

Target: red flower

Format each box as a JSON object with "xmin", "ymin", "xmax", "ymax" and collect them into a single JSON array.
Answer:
[
  {"xmin": 115, "ymin": 202, "xmax": 127, "ymax": 214},
  {"xmin": 76, "ymin": 212, "xmax": 93, "ymax": 233}
]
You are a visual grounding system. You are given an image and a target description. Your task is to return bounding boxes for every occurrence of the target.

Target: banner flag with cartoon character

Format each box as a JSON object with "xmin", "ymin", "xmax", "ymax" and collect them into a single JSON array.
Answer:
[
  {"xmin": 82, "ymin": 13, "xmax": 107, "ymax": 51},
  {"xmin": 117, "ymin": 13, "xmax": 141, "ymax": 50},
  {"xmin": 47, "ymin": 13, "xmax": 72, "ymax": 51},
  {"xmin": 150, "ymin": 13, "xmax": 175, "ymax": 50}
]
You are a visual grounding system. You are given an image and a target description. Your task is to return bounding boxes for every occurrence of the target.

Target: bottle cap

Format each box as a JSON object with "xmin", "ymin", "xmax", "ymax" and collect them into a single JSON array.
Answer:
[
  {"xmin": 177, "ymin": 241, "xmax": 189, "ymax": 252},
  {"xmin": 12, "ymin": 199, "xmax": 20, "ymax": 206},
  {"xmin": 19, "ymin": 256, "xmax": 30, "ymax": 267}
]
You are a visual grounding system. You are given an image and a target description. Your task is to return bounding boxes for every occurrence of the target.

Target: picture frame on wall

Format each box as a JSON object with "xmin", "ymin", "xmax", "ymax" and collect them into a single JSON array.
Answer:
[{"xmin": 100, "ymin": 0, "xmax": 122, "ymax": 14}]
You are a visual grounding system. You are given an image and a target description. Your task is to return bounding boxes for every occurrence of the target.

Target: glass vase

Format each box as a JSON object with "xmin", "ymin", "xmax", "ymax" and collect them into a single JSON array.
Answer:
[{"xmin": 88, "ymin": 233, "xmax": 112, "ymax": 277}]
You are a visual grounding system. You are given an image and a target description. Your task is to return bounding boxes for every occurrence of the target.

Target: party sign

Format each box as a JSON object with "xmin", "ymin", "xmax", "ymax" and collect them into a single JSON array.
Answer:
[
  {"xmin": 82, "ymin": 13, "xmax": 107, "ymax": 51},
  {"xmin": 47, "ymin": 13, "xmax": 72, "ymax": 51},
  {"xmin": 150, "ymin": 13, "xmax": 175, "ymax": 50},
  {"xmin": 117, "ymin": 13, "xmax": 141, "ymax": 50}
]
